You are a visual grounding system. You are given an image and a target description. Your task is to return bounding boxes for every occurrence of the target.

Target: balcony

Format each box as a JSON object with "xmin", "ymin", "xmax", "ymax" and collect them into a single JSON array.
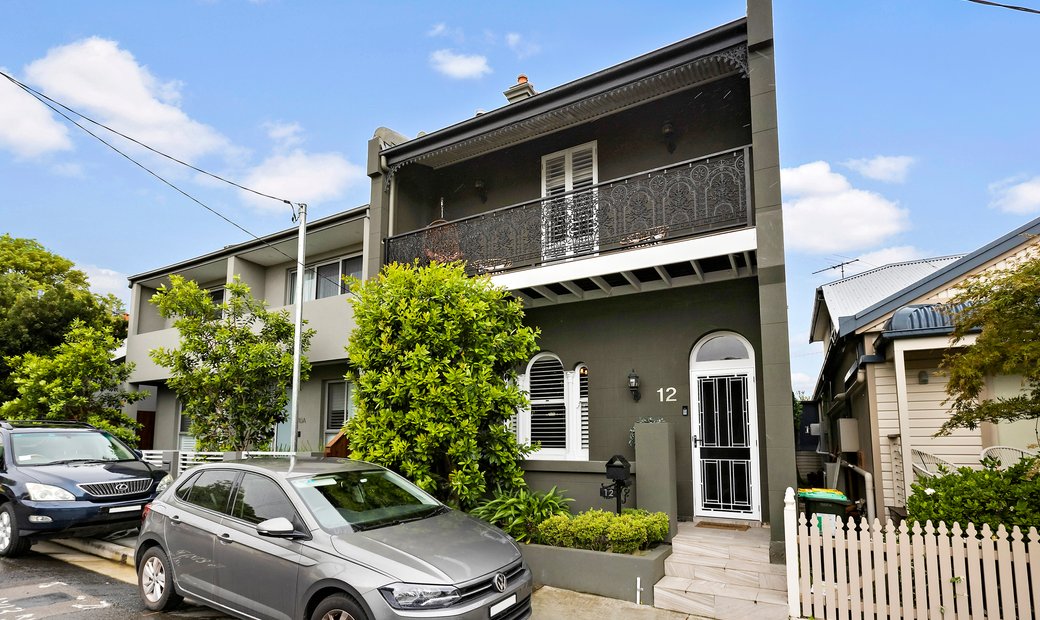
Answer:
[{"xmin": 385, "ymin": 146, "xmax": 751, "ymax": 276}]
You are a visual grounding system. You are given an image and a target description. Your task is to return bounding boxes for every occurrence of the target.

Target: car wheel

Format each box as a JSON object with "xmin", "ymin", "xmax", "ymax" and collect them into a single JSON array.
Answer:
[
  {"xmin": 138, "ymin": 546, "xmax": 183, "ymax": 611},
  {"xmin": 311, "ymin": 594, "xmax": 368, "ymax": 620},
  {"xmin": 0, "ymin": 503, "xmax": 31, "ymax": 558}
]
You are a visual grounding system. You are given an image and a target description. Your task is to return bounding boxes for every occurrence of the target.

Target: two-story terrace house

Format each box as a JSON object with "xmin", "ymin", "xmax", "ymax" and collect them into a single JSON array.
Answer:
[
  {"xmin": 122, "ymin": 0, "xmax": 795, "ymax": 558},
  {"xmin": 366, "ymin": 1, "xmax": 795, "ymax": 552},
  {"xmin": 124, "ymin": 207, "xmax": 369, "ymax": 454}
]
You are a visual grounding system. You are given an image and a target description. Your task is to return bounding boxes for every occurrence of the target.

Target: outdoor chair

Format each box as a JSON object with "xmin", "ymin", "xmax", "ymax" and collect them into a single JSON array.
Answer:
[
  {"xmin": 980, "ymin": 445, "xmax": 1038, "ymax": 469},
  {"xmin": 910, "ymin": 448, "xmax": 956, "ymax": 479}
]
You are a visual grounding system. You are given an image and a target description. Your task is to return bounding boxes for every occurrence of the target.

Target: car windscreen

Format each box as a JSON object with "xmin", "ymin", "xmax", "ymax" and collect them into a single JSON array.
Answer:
[
  {"xmin": 11, "ymin": 431, "xmax": 137, "ymax": 466},
  {"xmin": 291, "ymin": 469, "xmax": 443, "ymax": 533}
]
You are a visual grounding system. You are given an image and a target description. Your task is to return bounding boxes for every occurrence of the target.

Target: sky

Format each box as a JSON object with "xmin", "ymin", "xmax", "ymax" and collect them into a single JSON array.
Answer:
[{"xmin": 1, "ymin": 0, "xmax": 1039, "ymax": 395}]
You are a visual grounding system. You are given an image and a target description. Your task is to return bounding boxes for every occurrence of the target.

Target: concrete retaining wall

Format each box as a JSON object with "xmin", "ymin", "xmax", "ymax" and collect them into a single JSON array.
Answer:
[{"xmin": 521, "ymin": 543, "xmax": 671, "ymax": 606}]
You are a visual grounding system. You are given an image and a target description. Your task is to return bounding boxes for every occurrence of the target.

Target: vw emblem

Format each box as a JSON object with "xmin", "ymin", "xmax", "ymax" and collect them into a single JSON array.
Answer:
[
  {"xmin": 115, "ymin": 483, "xmax": 130, "ymax": 493},
  {"xmin": 493, "ymin": 573, "xmax": 507, "ymax": 593}
]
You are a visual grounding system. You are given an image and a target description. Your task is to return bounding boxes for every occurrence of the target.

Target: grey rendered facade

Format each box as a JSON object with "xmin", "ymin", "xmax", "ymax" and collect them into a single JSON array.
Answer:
[{"xmin": 124, "ymin": 0, "xmax": 794, "ymax": 553}]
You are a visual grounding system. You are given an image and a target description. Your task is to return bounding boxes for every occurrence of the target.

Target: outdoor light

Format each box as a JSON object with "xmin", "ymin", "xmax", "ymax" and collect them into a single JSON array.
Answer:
[
  {"xmin": 627, "ymin": 370, "xmax": 641, "ymax": 402},
  {"xmin": 661, "ymin": 121, "xmax": 677, "ymax": 154},
  {"xmin": 918, "ymin": 370, "xmax": 930, "ymax": 385},
  {"xmin": 474, "ymin": 179, "xmax": 487, "ymax": 203}
]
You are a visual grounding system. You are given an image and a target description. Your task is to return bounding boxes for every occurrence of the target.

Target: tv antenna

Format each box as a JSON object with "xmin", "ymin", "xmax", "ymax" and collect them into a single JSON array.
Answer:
[{"xmin": 813, "ymin": 259, "xmax": 859, "ymax": 279}]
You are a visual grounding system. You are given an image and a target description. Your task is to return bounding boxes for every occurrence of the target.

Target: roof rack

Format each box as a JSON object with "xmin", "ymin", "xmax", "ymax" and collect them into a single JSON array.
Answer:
[{"xmin": 0, "ymin": 420, "xmax": 97, "ymax": 430}]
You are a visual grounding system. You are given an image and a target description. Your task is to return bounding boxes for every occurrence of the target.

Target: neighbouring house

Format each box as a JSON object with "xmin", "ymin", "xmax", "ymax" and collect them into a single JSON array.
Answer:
[
  {"xmin": 124, "ymin": 207, "xmax": 369, "ymax": 453},
  {"xmin": 808, "ymin": 215, "xmax": 1040, "ymax": 520},
  {"xmin": 123, "ymin": 0, "xmax": 795, "ymax": 557},
  {"xmin": 366, "ymin": 0, "xmax": 795, "ymax": 553}
]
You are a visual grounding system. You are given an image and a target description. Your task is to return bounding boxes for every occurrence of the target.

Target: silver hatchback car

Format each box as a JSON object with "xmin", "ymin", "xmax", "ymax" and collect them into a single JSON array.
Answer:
[{"xmin": 135, "ymin": 458, "xmax": 532, "ymax": 620}]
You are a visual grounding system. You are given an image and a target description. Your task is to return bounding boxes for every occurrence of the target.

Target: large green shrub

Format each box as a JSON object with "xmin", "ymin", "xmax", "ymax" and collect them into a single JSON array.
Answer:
[
  {"xmin": 906, "ymin": 456, "xmax": 1040, "ymax": 531},
  {"xmin": 537, "ymin": 514, "xmax": 574, "ymax": 548},
  {"xmin": 345, "ymin": 262, "xmax": 539, "ymax": 510},
  {"xmin": 607, "ymin": 513, "xmax": 648, "ymax": 554},
  {"xmin": 570, "ymin": 509, "xmax": 613, "ymax": 551},
  {"xmin": 470, "ymin": 486, "xmax": 572, "ymax": 543}
]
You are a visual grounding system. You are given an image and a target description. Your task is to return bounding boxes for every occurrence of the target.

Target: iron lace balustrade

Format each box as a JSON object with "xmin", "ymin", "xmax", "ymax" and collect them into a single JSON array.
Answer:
[{"xmin": 385, "ymin": 146, "xmax": 751, "ymax": 275}]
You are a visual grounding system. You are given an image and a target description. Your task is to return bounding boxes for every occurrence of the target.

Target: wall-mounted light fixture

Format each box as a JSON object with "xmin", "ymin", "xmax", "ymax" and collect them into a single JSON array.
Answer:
[
  {"xmin": 627, "ymin": 370, "xmax": 641, "ymax": 402},
  {"xmin": 918, "ymin": 370, "xmax": 930, "ymax": 385},
  {"xmin": 661, "ymin": 121, "xmax": 677, "ymax": 154},
  {"xmin": 474, "ymin": 179, "xmax": 487, "ymax": 203}
]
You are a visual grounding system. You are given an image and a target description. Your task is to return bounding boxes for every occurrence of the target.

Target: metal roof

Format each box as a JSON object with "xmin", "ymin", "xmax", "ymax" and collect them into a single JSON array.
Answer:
[{"xmin": 810, "ymin": 256, "xmax": 963, "ymax": 342}]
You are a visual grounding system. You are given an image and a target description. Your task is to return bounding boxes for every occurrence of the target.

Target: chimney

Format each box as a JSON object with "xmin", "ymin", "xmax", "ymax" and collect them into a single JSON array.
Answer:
[{"xmin": 503, "ymin": 74, "xmax": 536, "ymax": 103}]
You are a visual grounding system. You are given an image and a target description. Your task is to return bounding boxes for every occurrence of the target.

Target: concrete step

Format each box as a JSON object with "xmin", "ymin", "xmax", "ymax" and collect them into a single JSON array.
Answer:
[
  {"xmin": 670, "ymin": 536, "xmax": 771, "ymax": 563},
  {"xmin": 654, "ymin": 577, "xmax": 789, "ymax": 620},
  {"xmin": 664, "ymin": 553, "xmax": 787, "ymax": 591}
]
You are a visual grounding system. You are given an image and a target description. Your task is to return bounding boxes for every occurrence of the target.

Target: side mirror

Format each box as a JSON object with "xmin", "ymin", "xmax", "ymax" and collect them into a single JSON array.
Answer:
[{"xmin": 256, "ymin": 517, "xmax": 304, "ymax": 539}]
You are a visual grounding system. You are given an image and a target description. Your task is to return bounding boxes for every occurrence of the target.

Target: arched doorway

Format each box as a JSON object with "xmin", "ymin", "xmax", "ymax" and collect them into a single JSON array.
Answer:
[{"xmin": 690, "ymin": 332, "xmax": 760, "ymax": 520}]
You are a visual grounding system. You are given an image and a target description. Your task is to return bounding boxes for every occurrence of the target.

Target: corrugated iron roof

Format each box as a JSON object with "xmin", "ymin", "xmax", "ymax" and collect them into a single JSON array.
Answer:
[{"xmin": 811, "ymin": 256, "xmax": 963, "ymax": 341}]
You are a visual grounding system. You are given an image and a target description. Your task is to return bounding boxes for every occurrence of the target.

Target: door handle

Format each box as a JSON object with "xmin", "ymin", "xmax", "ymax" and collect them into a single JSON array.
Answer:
[
  {"xmin": 218, "ymin": 532, "xmax": 233, "ymax": 544},
  {"xmin": 170, "ymin": 515, "xmax": 182, "ymax": 524},
  {"xmin": 693, "ymin": 435, "xmax": 701, "ymax": 448}
]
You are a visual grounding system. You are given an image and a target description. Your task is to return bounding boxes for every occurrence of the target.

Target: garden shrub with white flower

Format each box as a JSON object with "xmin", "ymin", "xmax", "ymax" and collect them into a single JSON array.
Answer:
[{"xmin": 906, "ymin": 455, "xmax": 1040, "ymax": 531}]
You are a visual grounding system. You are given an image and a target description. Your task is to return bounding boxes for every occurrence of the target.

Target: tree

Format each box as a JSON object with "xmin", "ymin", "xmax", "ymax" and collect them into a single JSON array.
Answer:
[
  {"xmin": 0, "ymin": 321, "xmax": 144, "ymax": 444},
  {"xmin": 345, "ymin": 261, "xmax": 539, "ymax": 510},
  {"xmin": 149, "ymin": 275, "xmax": 313, "ymax": 451},
  {"xmin": 0, "ymin": 234, "xmax": 127, "ymax": 402},
  {"xmin": 938, "ymin": 253, "xmax": 1040, "ymax": 437}
]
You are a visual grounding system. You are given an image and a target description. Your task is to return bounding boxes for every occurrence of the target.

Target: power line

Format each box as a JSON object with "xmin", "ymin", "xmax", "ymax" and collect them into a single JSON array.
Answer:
[
  {"xmin": 1, "ymin": 70, "xmax": 347, "ymax": 292},
  {"xmin": 966, "ymin": 0, "xmax": 1040, "ymax": 14},
  {"xmin": 0, "ymin": 70, "xmax": 293, "ymax": 210}
]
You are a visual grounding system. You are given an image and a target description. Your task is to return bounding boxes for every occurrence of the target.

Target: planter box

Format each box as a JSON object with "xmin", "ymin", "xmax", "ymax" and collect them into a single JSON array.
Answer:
[{"xmin": 520, "ymin": 542, "xmax": 671, "ymax": 606}]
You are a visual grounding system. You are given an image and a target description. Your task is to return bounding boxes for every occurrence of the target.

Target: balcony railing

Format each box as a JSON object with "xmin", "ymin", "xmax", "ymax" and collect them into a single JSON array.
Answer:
[{"xmin": 385, "ymin": 146, "xmax": 751, "ymax": 275}]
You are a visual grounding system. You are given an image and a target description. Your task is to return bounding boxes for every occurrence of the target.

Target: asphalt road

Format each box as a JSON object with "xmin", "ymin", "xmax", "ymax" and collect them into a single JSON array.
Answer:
[{"xmin": 0, "ymin": 546, "xmax": 229, "ymax": 619}]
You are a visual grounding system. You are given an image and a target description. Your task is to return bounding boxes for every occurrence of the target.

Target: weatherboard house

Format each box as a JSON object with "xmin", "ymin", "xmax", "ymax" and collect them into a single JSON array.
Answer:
[
  {"xmin": 808, "ymin": 215, "xmax": 1040, "ymax": 520},
  {"xmin": 123, "ymin": 1, "xmax": 795, "ymax": 555}
]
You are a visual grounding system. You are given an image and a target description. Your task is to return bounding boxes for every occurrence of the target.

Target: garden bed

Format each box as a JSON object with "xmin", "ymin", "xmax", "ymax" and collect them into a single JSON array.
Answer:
[{"xmin": 520, "ymin": 542, "xmax": 671, "ymax": 606}]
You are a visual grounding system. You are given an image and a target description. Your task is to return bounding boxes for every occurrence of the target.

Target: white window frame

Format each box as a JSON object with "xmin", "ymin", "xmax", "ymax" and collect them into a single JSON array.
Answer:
[
  {"xmin": 540, "ymin": 141, "xmax": 599, "ymax": 260},
  {"xmin": 323, "ymin": 379, "xmax": 355, "ymax": 445},
  {"xmin": 517, "ymin": 353, "xmax": 589, "ymax": 461},
  {"xmin": 176, "ymin": 401, "xmax": 197, "ymax": 452},
  {"xmin": 287, "ymin": 254, "xmax": 363, "ymax": 304}
]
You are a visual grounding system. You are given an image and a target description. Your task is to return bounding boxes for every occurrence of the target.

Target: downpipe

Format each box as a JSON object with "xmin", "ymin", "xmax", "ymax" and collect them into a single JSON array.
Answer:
[{"xmin": 837, "ymin": 459, "xmax": 875, "ymax": 522}]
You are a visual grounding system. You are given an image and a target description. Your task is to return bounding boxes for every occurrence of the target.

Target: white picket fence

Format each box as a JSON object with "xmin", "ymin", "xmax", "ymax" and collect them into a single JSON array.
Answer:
[
  {"xmin": 783, "ymin": 488, "xmax": 1040, "ymax": 620},
  {"xmin": 138, "ymin": 449, "xmax": 296, "ymax": 477}
]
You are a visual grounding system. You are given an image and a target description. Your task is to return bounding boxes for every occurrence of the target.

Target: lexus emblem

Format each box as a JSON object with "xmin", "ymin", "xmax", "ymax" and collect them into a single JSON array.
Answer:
[
  {"xmin": 493, "ymin": 573, "xmax": 507, "ymax": 593},
  {"xmin": 115, "ymin": 483, "xmax": 130, "ymax": 493}
]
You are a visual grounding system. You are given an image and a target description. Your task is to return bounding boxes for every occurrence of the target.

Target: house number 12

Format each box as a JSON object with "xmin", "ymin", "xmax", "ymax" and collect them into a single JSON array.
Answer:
[{"xmin": 657, "ymin": 387, "xmax": 677, "ymax": 402}]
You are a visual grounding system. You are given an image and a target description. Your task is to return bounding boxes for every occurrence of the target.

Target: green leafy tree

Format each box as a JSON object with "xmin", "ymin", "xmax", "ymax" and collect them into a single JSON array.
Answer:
[
  {"xmin": 938, "ymin": 254, "xmax": 1040, "ymax": 438},
  {"xmin": 149, "ymin": 275, "xmax": 313, "ymax": 451},
  {"xmin": 0, "ymin": 234, "xmax": 127, "ymax": 401},
  {"xmin": 0, "ymin": 321, "xmax": 143, "ymax": 444},
  {"xmin": 345, "ymin": 261, "xmax": 539, "ymax": 510}
]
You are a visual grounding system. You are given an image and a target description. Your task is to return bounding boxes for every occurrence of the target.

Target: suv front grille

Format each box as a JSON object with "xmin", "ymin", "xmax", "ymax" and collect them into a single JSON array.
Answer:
[
  {"xmin": 456, "ymin": 560, "xmax": 526, "ymax": 605},
  {"xmin": 78, "ymin": 478, "xmax": 152, "ymax": 497}
]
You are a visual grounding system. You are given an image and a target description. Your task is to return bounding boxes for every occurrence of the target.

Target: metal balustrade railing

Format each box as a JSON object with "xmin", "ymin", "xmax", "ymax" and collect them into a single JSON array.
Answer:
[{"xmin": 385, "ymin": 146, "xmax": 751, "ymax": 275}]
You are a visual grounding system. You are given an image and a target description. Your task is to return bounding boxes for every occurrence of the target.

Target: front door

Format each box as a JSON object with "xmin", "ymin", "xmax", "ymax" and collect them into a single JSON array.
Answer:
[{"xmin": 690, "ymin": 333, "xmax": 760, "ymax": 521}]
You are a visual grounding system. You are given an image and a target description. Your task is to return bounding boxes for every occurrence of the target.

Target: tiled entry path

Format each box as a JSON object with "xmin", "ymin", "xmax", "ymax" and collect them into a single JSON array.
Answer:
[{"xmin": 654, "ymin": 521, "xmax": 789, "ymax": 619}]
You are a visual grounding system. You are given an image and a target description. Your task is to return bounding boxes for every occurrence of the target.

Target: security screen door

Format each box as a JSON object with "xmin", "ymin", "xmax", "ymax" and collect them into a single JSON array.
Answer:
[{"xmin": 692, "ymin": 372, "xmax": 760, "ymax": 520}]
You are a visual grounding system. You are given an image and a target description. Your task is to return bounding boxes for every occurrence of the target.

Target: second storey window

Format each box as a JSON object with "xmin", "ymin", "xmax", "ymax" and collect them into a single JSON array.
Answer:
[
  {"xmin": 541, "ymin": 142, "xmax": 598, "ymax": 261},
  {"xmin": 287, "ymin": 255, "xmax": 362, "ymax": 304}
]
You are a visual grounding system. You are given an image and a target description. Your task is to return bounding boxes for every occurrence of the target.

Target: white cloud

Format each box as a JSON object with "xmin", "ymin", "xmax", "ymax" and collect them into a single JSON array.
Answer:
[
  {"xmin": 430, "ymin": 49, "xmax": 491, "ymax": 79},
  {"xmin": 428, "ymin": 22, "xmax": 448, "ymax": 37},
  {"xmin": 988, "ymin": 175, "xmax": 1040, "ymax": 214},
  {"xmin": 427, "ymin": 23, "xmax": 464, "ymax": 43},
  {"xmin": 505, "ymin": 33, "xmax": 541, "ymax": 59},
  {"xmin": 843, "ymin": 155, "xmax": 915, "ymax": 183},
  {"xmin": 263, "ymin": 121, "xmax": 304, "ymax": 148},
  {"xmin": 80, "ymin": 264, "xmax": 130, "ymax": 306},
  {"xmin": 50, "ymin": 162, "xmax": 84, "ymax": 178},
  {"xmin": 24, "ymin": 37, "xmax": 230, "ymax": 162},
  {"xmin": 240, "ymin": 149, "xmax": 364, "ymax": 211},
  {"xmin": 0, "ymin": 67, "xmax": 73, "ymax": 158},
  {"xmin": 782, "ymin": 161, "xmax": 910, "ymax": 254},
  {"xmin": 791, "ymin": 372, "xmax": 816, "ymax": 396},
  {"xmin": 845, "ymin": 246, "xmax": 928, "ymax": 275}
]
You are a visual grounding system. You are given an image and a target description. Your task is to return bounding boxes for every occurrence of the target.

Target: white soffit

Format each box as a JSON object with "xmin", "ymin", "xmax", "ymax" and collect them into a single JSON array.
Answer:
[{"xmin": 490, "ymin": 227, "xmax": 756, "ymax": 291}]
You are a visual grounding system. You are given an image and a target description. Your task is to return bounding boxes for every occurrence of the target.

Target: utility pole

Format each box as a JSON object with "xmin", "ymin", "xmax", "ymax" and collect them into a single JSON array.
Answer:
[{"xmin": 288, "ymin": 203, "xmax": 307, "ymax": 455}]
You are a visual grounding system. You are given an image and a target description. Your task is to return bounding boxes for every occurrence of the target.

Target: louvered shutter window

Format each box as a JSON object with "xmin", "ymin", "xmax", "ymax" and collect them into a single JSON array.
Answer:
[
  {"xmin": 326, "ymin": 381, "xmax": 347, "ymax": 430},
  {"xmin": 528, "ymin": 355, "xmax": 567, "ymax": 449},
  {"xmin": 578, "ymin": 365, "xmax": 589, "ymax": 451},
  {"xmin": 541, "ymin": 142, "xmax": 598, "ymax": 260}
]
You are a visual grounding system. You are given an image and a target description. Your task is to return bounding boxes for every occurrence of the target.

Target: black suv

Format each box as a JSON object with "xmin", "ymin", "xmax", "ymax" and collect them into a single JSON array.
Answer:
[{"xmin": 0, "ymin": 420, "xmax": 172, "ymax": 557}]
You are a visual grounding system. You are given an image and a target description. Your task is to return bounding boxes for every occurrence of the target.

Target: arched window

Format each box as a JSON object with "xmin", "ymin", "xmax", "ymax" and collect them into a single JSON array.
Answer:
[
  {"xmin": 518, "ymin": 353, "xmax": 589, "ymax": 460},
  {"xmin": 695, "ymin": 334, "xmax": 750, "ymax": 362}
]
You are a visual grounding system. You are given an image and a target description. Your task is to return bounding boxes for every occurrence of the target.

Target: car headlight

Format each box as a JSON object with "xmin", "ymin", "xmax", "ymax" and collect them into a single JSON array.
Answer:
[
  {"xmin": 155, "ymin": 474, "xmax": 173, "ymax": 494},
  {"xmin": 379, "ymin": 583, "xmax": 461, "ymax": 609},
  {"xmin": 25, "ymin": 483, "xmax": 75, "ymax": 501}
]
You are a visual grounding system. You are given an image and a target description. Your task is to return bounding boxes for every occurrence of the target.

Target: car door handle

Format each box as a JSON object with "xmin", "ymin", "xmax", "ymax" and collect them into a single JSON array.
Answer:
[
  {"xmin": 170, "ymin": 515, "xmax": 182, "ymax": 524},
  {"xmin": 218, "ymin": 532, "xmax": 233, "ymax": 545}
]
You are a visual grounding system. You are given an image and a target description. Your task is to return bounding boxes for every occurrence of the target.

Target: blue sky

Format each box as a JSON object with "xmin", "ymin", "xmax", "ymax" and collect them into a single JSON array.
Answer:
[{"xmin": 1, "ymin": 0, "xmax": 1038, "ymax": 393}]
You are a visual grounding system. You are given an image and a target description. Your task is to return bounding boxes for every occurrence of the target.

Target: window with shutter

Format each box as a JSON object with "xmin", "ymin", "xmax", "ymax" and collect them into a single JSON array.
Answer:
[
  {"xmin": 540, "ymin": 142, "xmax": 598, "ymax": 261},
  {"xmin": 518, "ymin": 354, "xmax": 589, "ymax": 460},
  {"xmin": 324, "ymin": 380, "xmax": 355, "ymax": 444}
]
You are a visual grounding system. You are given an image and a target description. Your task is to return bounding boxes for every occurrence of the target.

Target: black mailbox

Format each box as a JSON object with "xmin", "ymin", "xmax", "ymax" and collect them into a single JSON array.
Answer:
[{"xmin": 605, "ymin": 454, "xmax": 631, "ymax": 481}]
